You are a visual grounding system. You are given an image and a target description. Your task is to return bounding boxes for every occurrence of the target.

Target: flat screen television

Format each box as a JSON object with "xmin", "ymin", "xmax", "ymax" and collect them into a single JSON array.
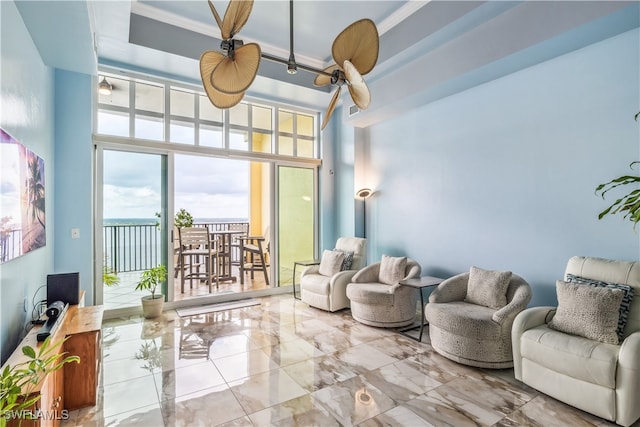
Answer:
[{"xmin": 47, "ymin": 272, "xmax": 80, "ymax": 305}]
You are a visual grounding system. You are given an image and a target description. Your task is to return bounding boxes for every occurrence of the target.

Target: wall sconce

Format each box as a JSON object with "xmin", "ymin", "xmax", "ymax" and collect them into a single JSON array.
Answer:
[
  {"xmin": 98, "ymin": 77, "xmax": 112, "ymax": 96},
  {"xmin": 356, "ymin": 188, "xmax": 373, "ymax": 238}
]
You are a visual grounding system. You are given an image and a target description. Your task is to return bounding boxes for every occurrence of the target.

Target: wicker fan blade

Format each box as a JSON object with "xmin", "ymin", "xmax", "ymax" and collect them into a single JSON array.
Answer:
[
  {"xmin": 208, "ymin": 0, "xmax": 223, "ymax": 32},
  {"xmin": 344, "ymin": 60, "xmax": 370, "ymax": 110},
  {"xmin": 211, "ymin": 43, "xmax": 261, "ymax": 94},
  {"xmin": 314, "ymin": 64, "xmax": 342, "ymax": 87},
  {"xmin": 221, "ymin": 0, "xmax": 254, "ymax": 39},
  {"xmin": 321, "ymin": 86, "xmax": 341, "ymax": 130},
  {"xmin": 332, "ymin": 19, "xmax": 379, "ymax": 76},
  {"xmin": 200, "ymin": 51, "xmax": 245, "ymax": 108}
]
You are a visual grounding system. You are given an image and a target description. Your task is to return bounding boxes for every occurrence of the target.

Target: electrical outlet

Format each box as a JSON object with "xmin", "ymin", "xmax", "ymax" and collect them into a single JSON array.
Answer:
[{"xmin": 71, "ymin": 228, "xmax": 80, "ymax": 239}]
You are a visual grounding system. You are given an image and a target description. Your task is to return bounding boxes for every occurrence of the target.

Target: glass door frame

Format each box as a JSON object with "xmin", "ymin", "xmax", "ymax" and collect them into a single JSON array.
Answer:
[
  {"xmin": 94, "ymin": 142, "xmax": 171, "ymax": 310},
  {"xmin": 273, "ymin": 162, "xmax": 319, "ymax": 288}
]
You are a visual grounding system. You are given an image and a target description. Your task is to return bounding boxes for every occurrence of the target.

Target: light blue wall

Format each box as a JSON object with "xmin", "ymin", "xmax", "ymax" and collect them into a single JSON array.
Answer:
[
  {"xmin": 0, "ymin": 1, "xmax": 55, "ymax": 362},
  {"xmin": 53, "ymin": 70, "xmax": 94, "ymax": 304},
  {"xmin": 354, "ymin": 29, "xmax": 639, "ymax": 307}
]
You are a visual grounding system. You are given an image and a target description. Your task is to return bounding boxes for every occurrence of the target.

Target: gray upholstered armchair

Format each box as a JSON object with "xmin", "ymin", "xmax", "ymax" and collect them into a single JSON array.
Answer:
[
  {"xmin": 425, "ymin": 267, "xmax": 531, "ymax": 368},
  {"xmin": 512, "ymin": 256, "xmax": 640, "ymax": 427},
  {"xmin": 300, "ymin": 237, "xmax": 366, "ymax": 312},
  {"xmin": 346, "ymin": 256, "xmax": 421, "ymax": 327}
]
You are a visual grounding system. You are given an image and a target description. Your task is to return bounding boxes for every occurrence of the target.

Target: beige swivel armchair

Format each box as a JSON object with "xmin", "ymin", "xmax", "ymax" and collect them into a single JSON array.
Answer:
[
  {"xmin": 346, "ymin": 256, "xmax": 422, "ymax": 327},
  {"xmin": 512, "ymin": 256, "xmax": 640, "ymax": 427},
  {"xmin": 300, "ymin": 237, "xmax": 366, "ymax": 311},
  {"xmin": 425, "ymin": 267, "xmax": 531, "ymax": 368}
]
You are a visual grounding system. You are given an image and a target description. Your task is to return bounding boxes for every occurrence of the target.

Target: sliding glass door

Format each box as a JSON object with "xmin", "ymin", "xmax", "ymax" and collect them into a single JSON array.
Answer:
[
  {"xmin": 101, "ymin": 149, "xmax": 168, "ymax": 310},
  {"xmin": 277, "ymin": 165, "xmax": 315, "ymax": 287},
  {"xmin": 97, "ymin": 149, "xmax": 317, "ymax": 313}
]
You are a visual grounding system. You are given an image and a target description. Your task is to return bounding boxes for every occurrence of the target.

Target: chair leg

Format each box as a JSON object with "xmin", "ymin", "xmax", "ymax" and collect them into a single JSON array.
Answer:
[
  {"xmin": 259, "ymin": 251, "xmax": 269, "ymax": 286},
  {"xmin": 180, "ymin": 255, "xmax": 185, "ymax": 293},
  {"xmin": 206, "ymin": 254, "xmax": 212, "ymax": 293}
]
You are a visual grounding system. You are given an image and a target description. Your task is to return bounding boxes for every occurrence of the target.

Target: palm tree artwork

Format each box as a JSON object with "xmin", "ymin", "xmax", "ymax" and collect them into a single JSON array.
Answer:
[{"xmin": 20, "ymin": 146, "xmax": 46, "ymax": 253}]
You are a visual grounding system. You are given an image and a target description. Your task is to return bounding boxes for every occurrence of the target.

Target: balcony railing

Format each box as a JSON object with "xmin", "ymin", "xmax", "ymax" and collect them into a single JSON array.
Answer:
[
  {"xmin": 0, "ymin": 229, "xmax": 22, "ymax": 263},
  {"xmin": 103, "ymin": 221, "xmax": 249, "ymax": 273}
]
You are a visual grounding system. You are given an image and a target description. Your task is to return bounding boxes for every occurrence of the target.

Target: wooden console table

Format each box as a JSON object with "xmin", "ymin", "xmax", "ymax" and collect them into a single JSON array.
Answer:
[{"xmin": 3, "ymin": 300, "xmax": 103, "ymax": 426}]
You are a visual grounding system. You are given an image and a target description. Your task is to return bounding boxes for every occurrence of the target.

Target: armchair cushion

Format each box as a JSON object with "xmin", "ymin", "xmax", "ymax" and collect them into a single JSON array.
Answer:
[
  {"xmin": 426, "ymin": 301, "xmax": 504, "ymax": 341},
  {"xmin": 318, "ymin": 249, "xmax": 345, "ymax": 277},
  {"xmin": 567, "ymin": 274, "xmax": 634, "ymax": 341},
  {"xmin": 333, "ymin": 249, "xmax": 354, "ymax": 271},
  {"xmin": 379, "ymin": 255, "xmax": 407, "ymax": 285},
  {"xmin": 346, "ymin": 283, "xmax": 395, "ymax": 306},
  {"xmin": 465, "ymin": 266, "xmax": 512, "ymax": 309},
  {"xmin": 549, "ymin": 280, "xmax": 624, "ymax": 345},
  {"xmin": 520, "ymin": 325, "xmax": 620, "ymax": 389}
]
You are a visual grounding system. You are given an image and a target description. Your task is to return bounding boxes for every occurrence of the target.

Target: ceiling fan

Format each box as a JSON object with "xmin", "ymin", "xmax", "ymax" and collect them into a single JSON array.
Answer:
[{"xmin": 199, "ymin": 0, "xmax": 379, "ymax": 130}]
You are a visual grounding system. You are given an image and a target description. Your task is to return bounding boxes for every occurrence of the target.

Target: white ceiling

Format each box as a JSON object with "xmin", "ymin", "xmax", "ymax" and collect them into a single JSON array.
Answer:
[{"xmin": 14, "ymin": 0, "xmax": 640, "ymax": 125}]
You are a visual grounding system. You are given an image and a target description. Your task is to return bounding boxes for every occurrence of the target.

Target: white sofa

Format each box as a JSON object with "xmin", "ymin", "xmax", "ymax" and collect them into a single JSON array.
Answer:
[
  {"xmin": 300, "ymin": 237, "xmax": 366, "ymax": 312},
  {"xmin": 512, "ymin": 256, "xmax": 640, "ymax": 426}
]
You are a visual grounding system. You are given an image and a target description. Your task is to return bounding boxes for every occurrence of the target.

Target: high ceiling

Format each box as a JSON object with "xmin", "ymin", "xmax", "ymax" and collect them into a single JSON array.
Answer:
[{"xmin": 14, "ymin": 0, "xmax": 640, "ymax": 126}]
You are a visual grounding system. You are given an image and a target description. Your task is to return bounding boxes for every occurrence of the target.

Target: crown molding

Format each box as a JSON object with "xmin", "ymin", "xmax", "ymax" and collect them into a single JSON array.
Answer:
[{"xmin": 377, "ymin": 0, "xmax": 431, "ymax": 36}]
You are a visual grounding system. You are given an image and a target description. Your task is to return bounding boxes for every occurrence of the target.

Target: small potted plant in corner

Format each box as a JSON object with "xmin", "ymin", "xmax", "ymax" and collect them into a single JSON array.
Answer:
[{"xmin": 136, "ymin": 264, "xmax": 167, "ymax": 319}]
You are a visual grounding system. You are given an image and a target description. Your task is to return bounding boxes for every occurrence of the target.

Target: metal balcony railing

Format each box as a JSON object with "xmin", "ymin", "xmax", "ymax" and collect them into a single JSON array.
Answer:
[
  {"xmin": 0, "ymin": 229, "xmax": 22, "ymax": 263},
  {"xmin": 103, "ymin": 221, "xmax": 249, "ymax": 273}
]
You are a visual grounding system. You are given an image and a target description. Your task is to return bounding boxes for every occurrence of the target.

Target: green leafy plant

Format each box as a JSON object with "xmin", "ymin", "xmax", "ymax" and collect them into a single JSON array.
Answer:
[
  {"xmin": 135, "ymin": 265, "xmax": 167, "ymax": 300},
  {"xmin": 174, "ymin": 209, "xmax": 194, "ymax": 229},
  {"xmin": 596, "ymin": 113, "xmax": 640, "ymax": 229},
  {"xmin": 103, "ymin": 257, "xmax": 120, "ymax": 287},
  {"xmin": 0, "ymin": 337, "xmax": 79, "ymax": 426}
]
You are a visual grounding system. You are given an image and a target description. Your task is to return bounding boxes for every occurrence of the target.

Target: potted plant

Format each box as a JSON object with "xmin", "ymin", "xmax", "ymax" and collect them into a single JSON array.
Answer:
[
  {"xmin": 135, "ymin": 265, "xmax": 167, "ymax": 319},
  {"xmin": 0, "ymin": 337, "xmax": 79, "ymax": 426},
  {"xmin": 174, "ymin": 208, "xmax": 194, "ymax": 229},
  {"xmin": 596, "ymin": 113, "xmax": 640, "ymax": 229}
]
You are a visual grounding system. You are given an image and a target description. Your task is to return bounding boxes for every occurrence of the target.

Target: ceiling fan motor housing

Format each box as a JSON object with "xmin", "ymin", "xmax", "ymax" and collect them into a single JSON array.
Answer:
[{"xmin": 221, "ymin": 39, "xmax": 244, "ymax": 57}]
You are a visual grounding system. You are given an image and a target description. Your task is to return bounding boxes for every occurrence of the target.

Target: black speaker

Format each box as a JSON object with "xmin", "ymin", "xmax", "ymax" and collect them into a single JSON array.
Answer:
[{"xmin": 47, "ymin": 272, "xmax": 80, "ymax": 305}]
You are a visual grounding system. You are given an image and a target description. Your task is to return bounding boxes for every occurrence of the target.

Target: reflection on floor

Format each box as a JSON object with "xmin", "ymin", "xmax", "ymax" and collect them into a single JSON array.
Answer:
[
  {"xmin": 103, "ymin": 266, "xmax": 270, "ymax": 310},
  {"xmin": 62, "ymin": 294, "xmax": 624, "ymax": 427}
]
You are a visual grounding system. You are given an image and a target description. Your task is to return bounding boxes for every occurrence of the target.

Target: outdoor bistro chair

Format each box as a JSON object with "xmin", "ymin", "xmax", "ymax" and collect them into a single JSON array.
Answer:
[{"xmin": 178, "ymin": 227, "xmax": 220, "ymax": 293}]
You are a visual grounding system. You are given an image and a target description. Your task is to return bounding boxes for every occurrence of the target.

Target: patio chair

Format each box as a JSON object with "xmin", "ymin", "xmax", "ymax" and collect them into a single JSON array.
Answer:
[
  {"xmin": 178, "ymin": 227, "xmax": 219, "ymax": 293},
  {"xmin": 238, "ymin": 226, "xmax": 270, "ymax": 286}
]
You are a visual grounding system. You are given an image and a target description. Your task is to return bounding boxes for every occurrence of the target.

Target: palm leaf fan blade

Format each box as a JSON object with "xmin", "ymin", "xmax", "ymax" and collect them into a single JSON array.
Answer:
[
  {"xmin": 208, "ymin": 0, "xmax": 223, "ymax": 32},
  {"xmin": 344, "ymin": 60, "xmax": 370, "ymax": 110},
  {"xmin": 221, "ymin": 0, "xmax": 254, "ymax": 39},
  {"xmin": 321, "ymin": 86, "xmax": 341, "ymax": 130},
  {"xmin": 332, "ymin": 19, "xmax": 379, "ymax": 76},
  {"xmin": 200, "ymin": 51, "xmax": 244, "ymax": 108},
  {"xmin": 211, "ymin": 43, "xmax": 261, "ymax": 94},
  {"xmin": 314, "ymin": 64, "xmax": 342, "ymax": 87}
]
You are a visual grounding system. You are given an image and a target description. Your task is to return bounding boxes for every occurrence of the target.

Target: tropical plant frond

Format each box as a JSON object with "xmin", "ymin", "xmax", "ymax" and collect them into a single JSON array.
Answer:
[{"xmin": 595, "ymin": 113, "xmax": 640, "ymax": 228}]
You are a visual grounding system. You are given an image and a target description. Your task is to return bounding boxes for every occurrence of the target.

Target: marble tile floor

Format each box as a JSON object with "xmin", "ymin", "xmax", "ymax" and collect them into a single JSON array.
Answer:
[{"xmin": 62, "ymin": 294, "xmax": 632, "ymax": 427}]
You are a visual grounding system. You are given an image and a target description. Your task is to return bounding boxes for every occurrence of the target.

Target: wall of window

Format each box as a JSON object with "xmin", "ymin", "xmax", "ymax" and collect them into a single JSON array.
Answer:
[{"xmin": 96, "ymin": 72, "xmax": 320, "ymax": 160}]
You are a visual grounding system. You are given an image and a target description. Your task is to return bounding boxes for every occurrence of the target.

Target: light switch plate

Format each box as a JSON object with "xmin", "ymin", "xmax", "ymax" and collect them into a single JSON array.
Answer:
[{"xmin": 71, "ymin": 228, "xmax": 80, "ymax": 239}]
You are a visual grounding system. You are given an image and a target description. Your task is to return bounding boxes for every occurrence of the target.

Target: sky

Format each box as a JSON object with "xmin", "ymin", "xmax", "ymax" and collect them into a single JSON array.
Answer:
[{"xmin": 103, "ymin": 150, "xmax": 249, "ymax": 220}]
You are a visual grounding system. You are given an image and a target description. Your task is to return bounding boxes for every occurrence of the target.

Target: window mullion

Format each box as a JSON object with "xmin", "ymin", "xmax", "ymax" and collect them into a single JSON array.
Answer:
[
  {"xmin": 164, "ymin": 83, "xmax": 170, "ymax": 142},
  {"xmin": 129, "ymin": 80, "xmax": 135, "ymax": 137}
]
